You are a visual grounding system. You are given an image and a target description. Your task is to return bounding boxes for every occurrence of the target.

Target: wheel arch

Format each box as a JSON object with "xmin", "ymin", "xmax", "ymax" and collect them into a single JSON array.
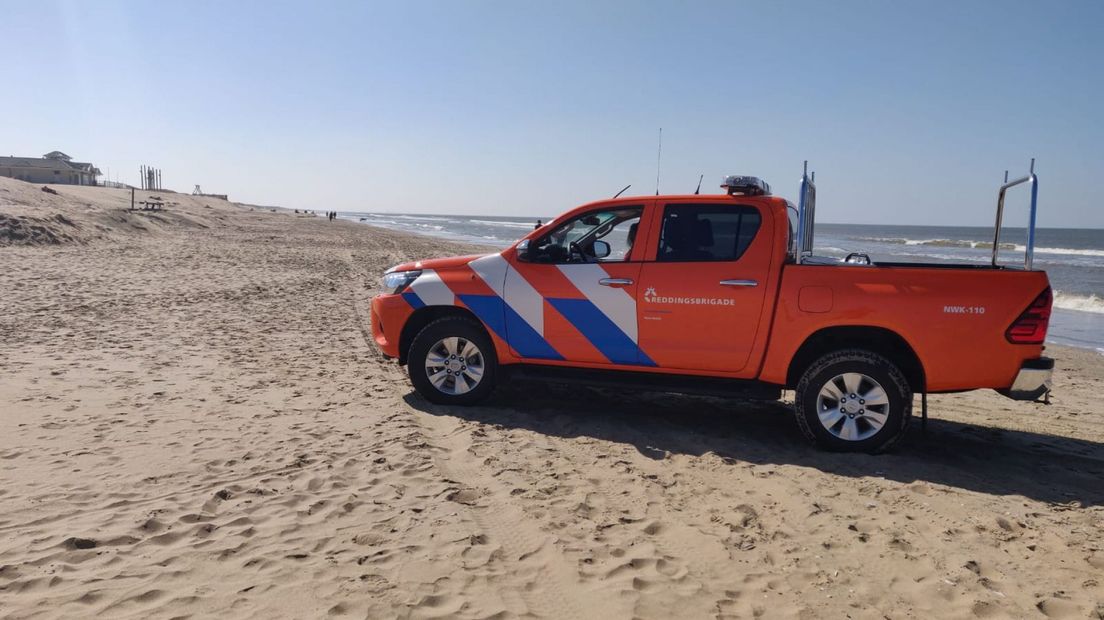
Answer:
[
  {"xmin": 398, "ymin": 305, "xmax": 490, "ymax": 365},
  {"xmin": 786, "ymin": 326, "xmax": 926, "ymax": 392}
]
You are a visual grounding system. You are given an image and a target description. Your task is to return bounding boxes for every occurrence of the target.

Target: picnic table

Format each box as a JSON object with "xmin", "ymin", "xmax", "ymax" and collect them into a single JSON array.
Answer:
[{"xmin": 129, "ymin": 192, "xmax": 165, "ymax": 211}]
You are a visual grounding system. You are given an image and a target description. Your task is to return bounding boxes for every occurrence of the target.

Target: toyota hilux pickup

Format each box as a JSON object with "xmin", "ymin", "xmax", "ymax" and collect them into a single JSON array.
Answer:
[{"xmin": 370, "ymin": 163, "xmax": 1053, "ymax": 452}]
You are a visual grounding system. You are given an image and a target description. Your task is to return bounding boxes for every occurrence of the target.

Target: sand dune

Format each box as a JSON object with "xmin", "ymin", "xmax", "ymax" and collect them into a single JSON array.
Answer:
[
  {"xmin": 1, "ymin": 181, "xmax": 1102, "ymax": 618},
  {"xmin": 0, "ymin": 177, "xmax": 311, "ymax": 246}
]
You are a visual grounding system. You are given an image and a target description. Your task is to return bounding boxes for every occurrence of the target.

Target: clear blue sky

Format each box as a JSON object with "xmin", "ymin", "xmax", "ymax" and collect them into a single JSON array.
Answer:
[{"xmin": 2, "ymin": 1, "xmax": 1102, "ymax": 226}]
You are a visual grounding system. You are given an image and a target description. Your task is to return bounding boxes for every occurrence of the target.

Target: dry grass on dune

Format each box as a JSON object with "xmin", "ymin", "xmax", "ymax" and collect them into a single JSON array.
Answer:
[{"xmin": 0, "ymin": 193, "xmax": 1102, "ymax": 619}]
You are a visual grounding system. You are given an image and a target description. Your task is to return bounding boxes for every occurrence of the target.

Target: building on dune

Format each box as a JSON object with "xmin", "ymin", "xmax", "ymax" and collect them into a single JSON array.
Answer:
[{"xmin": 0, "ymin": 151, "xmax": 101, "ymax": 185}]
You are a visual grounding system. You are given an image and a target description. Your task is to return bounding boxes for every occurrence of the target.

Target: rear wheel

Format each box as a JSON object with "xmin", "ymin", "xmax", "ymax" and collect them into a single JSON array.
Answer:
[
  {"xmin": 794, "ymin": 350, "xmax": 911, "ymax": 453},
  {"xmin": 408, "ymin": 316, "xmax": 497, "ymax": 405}
]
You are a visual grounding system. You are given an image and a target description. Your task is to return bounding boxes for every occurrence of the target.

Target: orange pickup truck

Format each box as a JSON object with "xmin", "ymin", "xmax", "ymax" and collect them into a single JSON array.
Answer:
[{"xmin": 371, "ymin": 163, "xmax": 1052, "ymax": 452}]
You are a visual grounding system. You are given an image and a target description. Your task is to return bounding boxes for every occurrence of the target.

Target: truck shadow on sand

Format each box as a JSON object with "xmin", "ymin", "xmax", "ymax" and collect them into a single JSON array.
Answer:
[{"xmin": 404, "ymin": 382, "xmax": 1104, "ymax": 508}]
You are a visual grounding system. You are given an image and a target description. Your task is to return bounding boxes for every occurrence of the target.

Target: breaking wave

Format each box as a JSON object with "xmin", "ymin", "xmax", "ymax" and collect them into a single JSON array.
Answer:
[
  {"xmin": 466, "ymin": 219, "xmax": 538, "ymax": 229},
  {"xmin": 1027, "ymin": 246, "xmax": 1104, "ymax": 258},
  {"xmin": 856, "ymin": 237, "xmax": 1104, "ymax": 258},
  {"xmin": 856, "ymin": 237, "xmax": 1018, "ymax": 250},
  {"xmin": 1053, "ymin": 291, "xmax": 1104, "ymax": 314}
]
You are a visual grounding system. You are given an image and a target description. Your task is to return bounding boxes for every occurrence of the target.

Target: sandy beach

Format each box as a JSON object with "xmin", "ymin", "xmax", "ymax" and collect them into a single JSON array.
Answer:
[{"xmin": 1, "ymin": 178, "xmax": 1103, "ymax": 619}]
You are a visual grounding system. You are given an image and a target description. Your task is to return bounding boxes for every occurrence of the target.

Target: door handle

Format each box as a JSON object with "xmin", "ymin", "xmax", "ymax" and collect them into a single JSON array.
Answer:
[
  {"xmin": 599, "ymin": 278, "xmax": 634, "ymax": 287},
  {"xmin": 719, "ymin": 279, "xmax": 758, "ymax": 287}
]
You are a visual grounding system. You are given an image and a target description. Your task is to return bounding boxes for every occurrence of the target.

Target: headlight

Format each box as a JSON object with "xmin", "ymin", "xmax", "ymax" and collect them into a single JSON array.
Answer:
[{"xmin": 381, "ymin": 269, "xmax": 421, "ymax": 294}]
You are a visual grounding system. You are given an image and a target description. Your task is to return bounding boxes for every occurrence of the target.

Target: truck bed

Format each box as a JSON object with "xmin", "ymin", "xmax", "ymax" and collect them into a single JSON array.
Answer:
[{"xmin": 756, "ymin": 262, "xmax": 1050, "ymax": 392}]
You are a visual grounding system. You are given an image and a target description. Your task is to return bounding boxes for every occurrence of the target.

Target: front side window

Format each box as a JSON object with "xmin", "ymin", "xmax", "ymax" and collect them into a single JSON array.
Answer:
[
  {"xmin": 528, "ymin": 206, "xmax": 642, "ymax": 264},
  {"xmin": 656, "ymin": 204, "xmax": 761, "ymax": 262}
]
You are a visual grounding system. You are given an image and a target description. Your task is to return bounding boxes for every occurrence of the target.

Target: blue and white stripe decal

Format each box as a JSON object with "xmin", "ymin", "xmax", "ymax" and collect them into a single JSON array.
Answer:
[
  {"xmin": 401, "ymin": 292, "xmax": 425, "ymax": 309},
  {"xmin": 458, "ymin": 294, "xmax": 563, "ymax": 360},
  {"xmin": 504, "ymin": 263, "xmax": 546, "ymax": 336},
  {"xmin": 471, "ymin": 254, "xmax": 544, "ymax": 335},
  {"xmin": 402, "ymin": 254, "xmax": 655, "ymax": 366},
  {"xmin": 468, "ymin": 254, "xmax": 508, "ymax": 295},
  {"xmin": 469, "ymin": 254, "xmax": 562, "ymax": 359},
  {"xmin": 556, "ymin": 264, "xmax": 639, "ymax": 343},
  {"xmin": 547, "ymin": 297, "xmax": 654, "ymax": 366},
  {"xmin": 407, "ymin": 269, "xmax": 456, "ymax": 306}
]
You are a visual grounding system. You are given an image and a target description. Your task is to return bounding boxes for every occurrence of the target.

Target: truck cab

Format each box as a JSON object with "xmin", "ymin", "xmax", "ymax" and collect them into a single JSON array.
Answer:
[{"xmin": 370, "ymin": 167, "xmax": 1053, "ymax": 452}]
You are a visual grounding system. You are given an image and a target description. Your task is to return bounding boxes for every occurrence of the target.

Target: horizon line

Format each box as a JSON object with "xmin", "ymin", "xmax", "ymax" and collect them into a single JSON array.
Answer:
[{"xmin": 332, "ymin": 209, "xmax": 1104, "ymax": 231}]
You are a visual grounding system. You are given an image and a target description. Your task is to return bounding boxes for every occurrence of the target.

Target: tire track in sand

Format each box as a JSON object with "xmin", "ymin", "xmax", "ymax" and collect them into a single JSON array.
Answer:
[{"xmin": 349, "ymin": 255, "xmax": 612, "ymax": 619}]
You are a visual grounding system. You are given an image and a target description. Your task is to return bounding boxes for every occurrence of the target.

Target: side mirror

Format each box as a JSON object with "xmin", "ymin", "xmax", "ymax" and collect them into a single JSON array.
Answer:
[
  {"xmin": 592, "ymin": 240, "xmax": 611, "ymax": 259},
  {"xmin": 516, "ymin": 239, "xmax": 531, "ymax": 262}
]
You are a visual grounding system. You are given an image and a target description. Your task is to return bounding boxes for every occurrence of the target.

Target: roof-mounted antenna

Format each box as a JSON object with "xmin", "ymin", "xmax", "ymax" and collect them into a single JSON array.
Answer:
[
  {"xmin": 1004, "ymin": 170, "xmax": 1009, "ymax": 183},
  {"xmin": 655, "ymin": 128, "xmax": 662, "ymax": 196},
  {"xmin": 694, "ymin": 174, "xmax": 703, "ymax": 195},
  {"xmin": 1030, "ymin": 157, "xmax": 1035, "ymax": 174},
  {"xmin": 612, "ymin": 184, "xmax": 631, "ymax": 199}
]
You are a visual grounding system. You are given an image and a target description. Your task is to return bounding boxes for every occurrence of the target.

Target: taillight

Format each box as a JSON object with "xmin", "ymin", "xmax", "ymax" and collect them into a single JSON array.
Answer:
[{"xmin": 1006, "ymin": 287, "xmax": 1052, "ymax": 344}]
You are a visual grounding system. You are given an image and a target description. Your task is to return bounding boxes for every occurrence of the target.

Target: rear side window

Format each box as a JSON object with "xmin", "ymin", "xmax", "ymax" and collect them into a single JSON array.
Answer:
[{"xmin": 656, "ymin": 204, "xmax": 761, "ymax": 262}]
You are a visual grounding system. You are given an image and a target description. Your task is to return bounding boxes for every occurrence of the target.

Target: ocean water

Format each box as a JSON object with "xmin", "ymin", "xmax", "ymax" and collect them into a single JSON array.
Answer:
[{"xmin": 340, "ymin": 212, "xmax": 1104, "ymax": 353}]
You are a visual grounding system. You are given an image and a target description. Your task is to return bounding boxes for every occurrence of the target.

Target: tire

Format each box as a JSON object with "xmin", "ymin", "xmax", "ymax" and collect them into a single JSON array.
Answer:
[
  {"xmin": 407, "ymin": 316, "xmax": 497, "ymax": 405},
  {"xmin": 794, "ymin": 349, "xmax": 912, "ymax": 453}
]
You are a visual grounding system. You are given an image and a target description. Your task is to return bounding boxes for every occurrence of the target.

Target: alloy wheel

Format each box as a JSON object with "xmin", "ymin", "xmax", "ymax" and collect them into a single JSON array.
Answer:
[
  {"xmin": 424, "ymin": 337, "xmax": 485, "ymax": 395},
  {"xmin": 815, "ymin": 372, "xmax": 890, "ymax": 441}
]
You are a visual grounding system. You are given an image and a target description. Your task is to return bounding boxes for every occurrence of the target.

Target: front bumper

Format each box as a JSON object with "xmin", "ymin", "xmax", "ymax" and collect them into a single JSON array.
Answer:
[
  {"xmin": 371, "ymin": 294, "xmax": 414, "ymax": 359},
  {"xmin": 999, "ymin": 357, "xmax": 1053, "ymax": 401}
]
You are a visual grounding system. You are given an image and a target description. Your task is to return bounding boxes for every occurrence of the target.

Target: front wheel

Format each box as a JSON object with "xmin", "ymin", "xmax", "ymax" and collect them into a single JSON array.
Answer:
[
  {"xmin": 407, "ymin": 316, "xmax": 497, "ymax": 405},
  {"xmin": 794, "ymin": 350, "xmax": 912, "ymax": 453}
]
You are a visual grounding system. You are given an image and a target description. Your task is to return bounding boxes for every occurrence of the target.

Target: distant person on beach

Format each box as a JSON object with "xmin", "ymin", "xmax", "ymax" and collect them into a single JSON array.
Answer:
[{"xmin": 535, "ymin": 219, "xmax": 542, "ymax": 230}]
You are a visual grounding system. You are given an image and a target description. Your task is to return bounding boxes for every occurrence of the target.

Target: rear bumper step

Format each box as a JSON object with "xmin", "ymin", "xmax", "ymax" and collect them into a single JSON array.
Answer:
[{"xmin": 999, "ymin": 357, "xmax": 1053, "ymax": 401}]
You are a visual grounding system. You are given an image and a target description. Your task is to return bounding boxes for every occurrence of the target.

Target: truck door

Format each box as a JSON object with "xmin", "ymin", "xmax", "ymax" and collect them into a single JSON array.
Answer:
[
  {"xmin": 636, "ymin": 202, "xmax": 773, "ymax": 373},
  {"xmin": 504, "ymin": 204, "xmax": 651, "ymax": 365}
]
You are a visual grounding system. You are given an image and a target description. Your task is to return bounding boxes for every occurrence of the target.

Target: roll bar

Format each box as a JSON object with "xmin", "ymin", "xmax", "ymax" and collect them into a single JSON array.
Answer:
[
  {"xmin": 794, "ymin": 158, "xmax": 1039, "ymax": 270},
  {"xmin": 992, "ymin": 158, "xmax": 1039, "ymax": 270},
  {"xmin": 795, "ymin": 161, "xmax": 816, "ymax": 262}
]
